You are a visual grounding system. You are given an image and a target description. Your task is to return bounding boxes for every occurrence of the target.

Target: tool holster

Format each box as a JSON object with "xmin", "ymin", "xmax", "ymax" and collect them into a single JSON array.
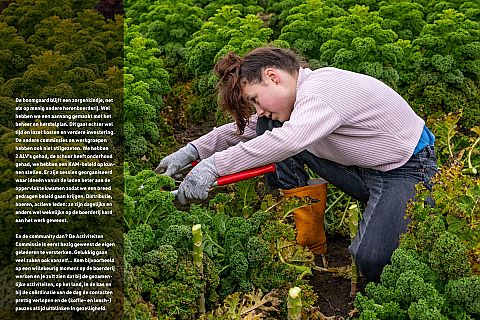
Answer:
[{"xmin": 283, "ymin": 181, "xmax": 327, "ymax": 255}]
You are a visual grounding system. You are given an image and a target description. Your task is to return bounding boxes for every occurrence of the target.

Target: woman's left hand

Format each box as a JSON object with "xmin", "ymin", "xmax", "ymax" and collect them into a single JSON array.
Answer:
[{"xmin": 176, "ymin": 156, "xmax": 218, "ymax": 204}]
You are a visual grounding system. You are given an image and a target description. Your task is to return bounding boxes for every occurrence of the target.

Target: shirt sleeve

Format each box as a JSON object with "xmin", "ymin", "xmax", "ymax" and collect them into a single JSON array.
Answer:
[
  {"xmin": 190, "ymin": 114, "xmax": 258, "ymax": 160},
  {"xmin": 213, "ymin": 95, "xmax": 344, "ymax": 176}
]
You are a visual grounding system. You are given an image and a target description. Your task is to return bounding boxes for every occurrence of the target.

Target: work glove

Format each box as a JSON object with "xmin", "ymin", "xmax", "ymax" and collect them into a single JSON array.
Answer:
[
  {"xmin": 176, "ymin": 156, "xmax": 219, "ymax": 205},
  {"xmin": 155, "ymin": 143, "xmax": 199, "ymax": 177}
]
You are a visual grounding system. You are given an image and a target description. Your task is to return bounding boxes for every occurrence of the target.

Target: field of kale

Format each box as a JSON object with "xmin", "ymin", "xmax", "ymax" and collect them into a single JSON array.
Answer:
[
  {"xmin": 122, "ymin": 0, "xmax": 479, "ymax": 319},
  {"xmin": 0, "ymin": 0, "xmax": 478, "ymax": 319},
  {"xmin": 122, "ymin": 0, "xmax": 480, "ymax": 318}
]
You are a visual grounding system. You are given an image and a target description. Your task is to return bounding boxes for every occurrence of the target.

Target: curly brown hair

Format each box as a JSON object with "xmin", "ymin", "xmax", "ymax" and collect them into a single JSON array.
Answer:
[{"xmin": 213, "ymin": 47, "xmax": 306, "ymax": 134}]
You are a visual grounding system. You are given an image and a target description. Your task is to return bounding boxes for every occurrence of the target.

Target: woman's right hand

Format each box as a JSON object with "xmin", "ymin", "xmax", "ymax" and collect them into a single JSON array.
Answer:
[{"xmin": 154, "ymin": 143, "xmax": 199, "ymax": 177}]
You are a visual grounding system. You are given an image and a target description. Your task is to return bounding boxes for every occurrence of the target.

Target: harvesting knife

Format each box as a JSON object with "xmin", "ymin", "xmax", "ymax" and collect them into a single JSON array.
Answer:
[
  {"xmin": 177, "ymin": 160, "xmax": 199, "ymax": 172},
  {"xmin": 171, "ymin": 163, "xmax": 275, "ymax": 196}
]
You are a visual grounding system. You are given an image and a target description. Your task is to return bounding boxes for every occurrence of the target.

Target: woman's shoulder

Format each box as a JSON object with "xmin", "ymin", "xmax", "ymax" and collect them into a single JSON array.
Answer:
[
  {"xmin": 297, "ymin": 67, "xmax": 341, "ymax": 94},
  {"xmin": 308, "ymin": 67, "xmax": 357, "ymax": 78},
  {"xmin": 300, "ymin": 67, "xmax": 388, "ymax": 95}
]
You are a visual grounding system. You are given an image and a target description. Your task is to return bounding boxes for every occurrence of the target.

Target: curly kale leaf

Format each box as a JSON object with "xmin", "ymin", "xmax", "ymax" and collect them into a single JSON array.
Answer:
[
  {"xmin": 246, "ymin": 236, "xmax": 270, "ymax": 268},
  {"xmin": 143, "ymin": 245, "xmax": 179, "ymax": 280},
  {"xmin": 428, "ymin": 232, "xmax": 471, "ymax": 280},
  {"xmin": 158, "ymin": 224, "xmax": 193, "ymax": 254},
  {"xmin": 124, "ymin": 224, "xmax": 155, "ymax": 265},
  {"xmin": 445, "ymin": 275, "xmax": 480, "ymax": 316}
]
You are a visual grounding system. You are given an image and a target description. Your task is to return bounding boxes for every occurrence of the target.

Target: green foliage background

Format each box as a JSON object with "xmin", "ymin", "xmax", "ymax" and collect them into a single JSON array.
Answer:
[{"xmin": 120, "ymin": 0, "xmax": 479, "ymax": 174}]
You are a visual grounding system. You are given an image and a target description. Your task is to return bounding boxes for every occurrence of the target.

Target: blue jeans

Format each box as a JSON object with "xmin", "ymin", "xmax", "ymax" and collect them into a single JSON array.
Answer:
[{"xmin": 256, "ymin": 117, "xmax": 438, "ymax": 281}]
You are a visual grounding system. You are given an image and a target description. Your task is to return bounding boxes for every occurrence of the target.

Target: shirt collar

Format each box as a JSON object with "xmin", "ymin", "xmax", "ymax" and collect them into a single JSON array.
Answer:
[{"xmin": 296, "ymin": 67, "xmax": 313, "ymax": 93}]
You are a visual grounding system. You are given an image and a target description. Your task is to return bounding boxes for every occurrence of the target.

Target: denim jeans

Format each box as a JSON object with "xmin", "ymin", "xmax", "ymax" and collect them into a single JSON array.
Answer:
[{"xmin": 256, "ymin": 117, "xmax": 438, "ymax": 281}]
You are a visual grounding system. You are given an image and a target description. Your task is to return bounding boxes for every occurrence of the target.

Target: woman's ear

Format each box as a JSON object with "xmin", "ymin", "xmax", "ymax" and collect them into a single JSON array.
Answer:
[{"xmin": 264, "ymin": 68, "xmax": 280, "ymax": 84}]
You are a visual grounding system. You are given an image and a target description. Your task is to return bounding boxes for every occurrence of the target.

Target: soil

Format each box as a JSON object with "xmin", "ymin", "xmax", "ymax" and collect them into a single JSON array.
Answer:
[
  {"xmin": 171, "ymin": 113, "xmax": 218, "ymax": 146},
  {"xmin": 173, "ymin": 123, "xmax": 211, "ymax": 146},
  {"xmin": 312, "ymin": 237, "xmax": 367, "ymax": 319}
]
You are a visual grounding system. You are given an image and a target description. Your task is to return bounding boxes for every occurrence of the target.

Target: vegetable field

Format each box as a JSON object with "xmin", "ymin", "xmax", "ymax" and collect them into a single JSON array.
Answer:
[
  {"xmin": 122, "ymin": 0, "xmax": 479, "ymax": 319},
  {"xmin": 0, "ymin": 0, "xmax": 477, "ymax": 319},
  {"xmin": 120, "ymin": 0, "xmax": 480, "ymax": 319}
]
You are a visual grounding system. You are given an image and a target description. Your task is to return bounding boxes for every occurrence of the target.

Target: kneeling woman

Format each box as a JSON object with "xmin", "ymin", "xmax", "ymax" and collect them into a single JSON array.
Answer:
[{"xmin": 156, "ymin": 47, "xmax": 438, "ymax": 282}]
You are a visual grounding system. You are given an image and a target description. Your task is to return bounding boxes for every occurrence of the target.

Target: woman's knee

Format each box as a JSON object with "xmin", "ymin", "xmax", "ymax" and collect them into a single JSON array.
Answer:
[{"xmin": 351, "ymin": 244, "xmax": 395, "ymax": 282}]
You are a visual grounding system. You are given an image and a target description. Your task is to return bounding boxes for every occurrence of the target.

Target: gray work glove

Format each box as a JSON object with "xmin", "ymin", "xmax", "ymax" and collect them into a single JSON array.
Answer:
[
  {"xmin": 177, "ymin": 156, "xmax": 219, "ymax": 205},
  {"xmin": 154, "ymin": 143, "xmax": 199, "ymax": 177}
]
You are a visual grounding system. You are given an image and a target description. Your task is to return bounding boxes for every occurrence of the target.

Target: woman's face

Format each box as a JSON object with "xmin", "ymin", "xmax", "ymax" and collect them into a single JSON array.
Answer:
[{"xmin": 242, "ymin": 68, "xmax": 297, "ymax": 122}]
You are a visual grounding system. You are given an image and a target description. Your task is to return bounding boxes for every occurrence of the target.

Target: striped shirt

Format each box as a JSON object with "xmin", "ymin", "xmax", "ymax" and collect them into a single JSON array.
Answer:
[{"xmin": 192, "ymin": 67, "xmax": 425, "ymax": 176}]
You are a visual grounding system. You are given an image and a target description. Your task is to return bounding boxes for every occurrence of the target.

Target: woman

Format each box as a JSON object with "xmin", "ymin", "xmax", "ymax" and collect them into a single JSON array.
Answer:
[{"xmin": 155, "ymin": 47, "xmax": 438, "ymax": 281}]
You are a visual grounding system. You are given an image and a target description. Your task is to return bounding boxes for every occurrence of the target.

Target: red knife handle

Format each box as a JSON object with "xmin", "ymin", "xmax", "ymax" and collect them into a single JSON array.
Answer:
[{"xmin": 215, "ymin": 163, "xmax": 275, "ymax": 186}]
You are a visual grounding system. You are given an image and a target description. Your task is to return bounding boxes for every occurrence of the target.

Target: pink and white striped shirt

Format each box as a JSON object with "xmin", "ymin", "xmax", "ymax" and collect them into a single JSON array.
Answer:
[{"xmin": 192, "ymin": 67, "xmax": 425, "ymax": 176}]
